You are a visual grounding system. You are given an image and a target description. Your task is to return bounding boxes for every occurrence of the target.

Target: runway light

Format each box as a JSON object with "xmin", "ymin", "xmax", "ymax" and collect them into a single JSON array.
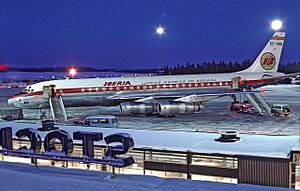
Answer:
[
  {"xmin": 0, "ymin": 64, "xmax": 8, "ymax": 71},
  {"xmin": 156, "ymin": 26, "xmax": 165, "ymax": 35},
  {"xmin": 271, "ymin": 20, "xmax": 282, "ymax": 31},
  {"xmin": 68, "ymin": 68, "xmax": 77, "ymax": 77}
]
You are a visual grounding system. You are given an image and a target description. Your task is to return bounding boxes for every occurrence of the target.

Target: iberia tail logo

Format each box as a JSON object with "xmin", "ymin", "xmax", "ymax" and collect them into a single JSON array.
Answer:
[{"xmin": 260, "ymin": 52, "xmax": 276, "ymax": 70}]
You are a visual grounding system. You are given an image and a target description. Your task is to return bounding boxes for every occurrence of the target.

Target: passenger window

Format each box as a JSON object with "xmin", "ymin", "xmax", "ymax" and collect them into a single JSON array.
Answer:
[
  {"xmin": 92, "ymin": 119, "xmax": 99, "ymax": 123},
  {"xmin": 22, "ymin": 88, "xmax": 29, "ymax": 93},
  {"xmin": 100, "ymin": 119, "xmax": 109, "ymax": 124}
]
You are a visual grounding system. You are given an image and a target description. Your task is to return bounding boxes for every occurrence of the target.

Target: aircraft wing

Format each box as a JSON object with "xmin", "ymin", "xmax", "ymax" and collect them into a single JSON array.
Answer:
[
  {"xmin": 173, "ymin": 90, "xmax": 261, "ymax": 103},
  {"xmin": 109, "ymin": 90, "xmax": 262, "ymax": 103},
  {"xmin": 285, "ymin": 73, "xmax": 300, "ymax": 79}
]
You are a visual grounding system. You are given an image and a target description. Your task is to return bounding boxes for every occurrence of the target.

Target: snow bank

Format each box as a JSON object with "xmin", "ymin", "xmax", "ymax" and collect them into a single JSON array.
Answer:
[{"xmin": 0, "ymin": 161, "xmax": 291, "ymax": 191}]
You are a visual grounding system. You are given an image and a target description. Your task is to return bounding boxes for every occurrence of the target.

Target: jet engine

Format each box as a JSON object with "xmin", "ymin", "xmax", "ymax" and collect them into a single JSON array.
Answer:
[
  {"xmin": 120, "ymin": 102, "xmax": 155, "ymax": 115},
  {"xmin": 157, "ymin": 101, "xmax": 204, "ymax": 117}
]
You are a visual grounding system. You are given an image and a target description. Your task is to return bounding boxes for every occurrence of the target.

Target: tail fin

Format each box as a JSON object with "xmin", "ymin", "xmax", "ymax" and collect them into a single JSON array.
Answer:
[{"xmin": 240, "ymin": 32, "xmax": 285, "ymax": 73}]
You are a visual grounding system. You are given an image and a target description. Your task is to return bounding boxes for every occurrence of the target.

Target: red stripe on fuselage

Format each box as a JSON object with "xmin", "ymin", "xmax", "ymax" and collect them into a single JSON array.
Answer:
[
  {"xmin": 245, "ymin": 78, "xmax": 276, "ymax": 84},
  {"xmin": 10, "ymin": 91, "xmax": 43, "ymax": 99}
]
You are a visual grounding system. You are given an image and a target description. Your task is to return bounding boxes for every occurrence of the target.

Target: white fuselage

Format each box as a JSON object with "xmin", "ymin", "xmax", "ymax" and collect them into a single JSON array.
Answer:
[{"xmin": 8, "ymin": 71, "xmax": 285, "ymax": 109}]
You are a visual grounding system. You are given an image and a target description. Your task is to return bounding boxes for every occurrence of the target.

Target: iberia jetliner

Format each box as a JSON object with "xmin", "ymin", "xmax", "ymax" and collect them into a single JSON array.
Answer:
[{"xmin": 8, "ymin": 32, "xmax": 288, "ymax": 117}]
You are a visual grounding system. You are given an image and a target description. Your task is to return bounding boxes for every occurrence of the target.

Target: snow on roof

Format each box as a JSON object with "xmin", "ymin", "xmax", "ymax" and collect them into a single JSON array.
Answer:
[
  {"xmin": 0, "ymin": 121, "xmax": 299, "ymax": 159},
  {"xmin": 85, "ymin": 115, "xmax": 117, "ymax": 119},
  {"xmin": 291, "ymin": 141, "xmax": 300, "ymax": 153},
  {"xmin": 0, "ymin": 161, "xmax": 291, "ymax": 191}
]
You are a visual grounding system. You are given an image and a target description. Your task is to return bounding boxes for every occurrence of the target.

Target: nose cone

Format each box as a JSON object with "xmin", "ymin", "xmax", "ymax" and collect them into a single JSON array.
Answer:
[
  {"xmin": 8, "ymin": 96, "xmax": 19, "ymax": 105},
  {"xmin": 8, "ymin": 98, "xmax": 15, "ymax": 105}
]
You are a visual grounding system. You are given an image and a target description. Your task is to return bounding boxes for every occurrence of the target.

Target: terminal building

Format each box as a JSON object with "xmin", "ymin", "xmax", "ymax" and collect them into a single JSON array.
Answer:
[{"xmin": 1, "ymin": 121, "xmax": 300, "ymax": 189}]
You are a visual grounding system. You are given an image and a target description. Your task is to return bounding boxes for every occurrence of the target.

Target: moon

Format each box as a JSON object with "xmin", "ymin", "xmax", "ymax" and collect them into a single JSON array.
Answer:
[{"xmin": 156, "ymin": 27, "xmax": 165, "ymax": 35}]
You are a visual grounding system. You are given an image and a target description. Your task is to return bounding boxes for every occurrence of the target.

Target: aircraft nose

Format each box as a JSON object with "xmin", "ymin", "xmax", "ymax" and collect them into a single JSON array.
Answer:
[
  {"xmin": 8, "ymin": 98, "xmax": 15, "ymax": 105},
  {"xmin": 8, "ymin": 96, "xmax": 19, "ymax": 105}
]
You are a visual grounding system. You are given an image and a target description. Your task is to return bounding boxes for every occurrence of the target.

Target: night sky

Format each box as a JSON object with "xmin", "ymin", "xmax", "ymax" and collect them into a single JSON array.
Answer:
[{"xmin": 1, "ymin": 0, "xmax": 300, "ymax": 69}]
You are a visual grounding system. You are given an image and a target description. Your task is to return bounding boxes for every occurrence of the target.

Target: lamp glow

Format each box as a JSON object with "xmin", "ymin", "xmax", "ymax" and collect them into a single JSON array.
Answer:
[
  {"xmin": 271, "ymin": 20, "xmax": 282, "ymax": 31},
  {"xmin": 69, "ymin": 68, "xmax": 77, "ymax": 77},
  {"xmin": 156, "ymin": 27, "xmax": 165, "ymax": 35}
]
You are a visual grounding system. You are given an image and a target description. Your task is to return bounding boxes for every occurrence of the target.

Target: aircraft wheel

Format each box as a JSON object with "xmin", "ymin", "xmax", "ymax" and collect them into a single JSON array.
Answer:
[{"xmin": 40, "ymin": 114, "xmax": 46, "ymax": 120}]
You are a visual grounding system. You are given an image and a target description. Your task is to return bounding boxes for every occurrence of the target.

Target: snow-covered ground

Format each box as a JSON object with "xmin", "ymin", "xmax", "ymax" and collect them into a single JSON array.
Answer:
[
  {"xmin": 0, "ymin": 121, "xmax": 298, "ymax": 158},
  {"xmin": 1, "ymin": 84, "xmax": 299, "ymax": 135},
  {"xmin": 0, "ymin": 161, "xmax": 291, "ymax": 191},
  {"xmin": 0, "ymin": 84, "xmax": 298, "ymax": 191}
]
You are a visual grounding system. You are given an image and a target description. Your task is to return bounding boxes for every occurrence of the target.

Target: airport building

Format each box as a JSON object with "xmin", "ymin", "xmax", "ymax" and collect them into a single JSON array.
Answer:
[{"xmin": 1, "ymin": 122, "xmax": 300, "ymax": 189}]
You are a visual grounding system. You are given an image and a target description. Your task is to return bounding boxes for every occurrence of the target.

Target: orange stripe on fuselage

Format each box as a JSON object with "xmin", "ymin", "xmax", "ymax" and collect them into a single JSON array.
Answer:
[
  {"xmin": 271, "ymin": 36, "xmax": 284, "ymax": 40},
  {"xmin": 245, "ymin": 78, "xmax": 277, "ymax": 85}
]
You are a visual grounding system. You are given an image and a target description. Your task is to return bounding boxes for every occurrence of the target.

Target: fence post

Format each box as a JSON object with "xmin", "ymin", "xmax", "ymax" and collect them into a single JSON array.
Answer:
[
  {"xmin": 143, "ymin": 150, "xmax": 146, "ymax": 175},
  {"xmin": 187, "ymin": 150, "xmax": 192, "ymax": 179}
]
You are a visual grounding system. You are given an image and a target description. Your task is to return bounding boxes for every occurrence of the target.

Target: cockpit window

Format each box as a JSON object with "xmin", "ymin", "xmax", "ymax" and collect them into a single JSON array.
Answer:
[
  {"xmin": 22, "ymin": 86, "xmax": 31, "ymax": 93},
  {"xmin": 22, "ymin": 88, "xmax": 29, "ymax": 93}
]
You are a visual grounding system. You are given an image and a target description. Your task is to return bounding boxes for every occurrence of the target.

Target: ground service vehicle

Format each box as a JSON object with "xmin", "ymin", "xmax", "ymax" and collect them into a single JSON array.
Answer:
[
  {"xmin": 74, "ymin": 115, "xmax": 120, "ymax": 128},
  {"xmin": 271, "ymin": 104, "xmax": 291, "ymax": 116},
  {"xmin": 0, "ymin": 108, "xmax": 23, "ymax": 121}
]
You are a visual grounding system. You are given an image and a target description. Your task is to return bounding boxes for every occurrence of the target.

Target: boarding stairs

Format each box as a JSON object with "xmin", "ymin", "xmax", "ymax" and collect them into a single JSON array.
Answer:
[
  {"xmin": 244, "ymin": 93, "xmax": 271, "ymax": 115},
  {"xmin": 49, "ymin": 94, "xmax": 67, "ymax": 121}
]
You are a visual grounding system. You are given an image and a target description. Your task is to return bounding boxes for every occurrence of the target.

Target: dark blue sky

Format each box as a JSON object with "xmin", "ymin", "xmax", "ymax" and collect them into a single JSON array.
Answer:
[{"xmin": 1, "ymin": 0, "xmax": 300, "ymax": 69}]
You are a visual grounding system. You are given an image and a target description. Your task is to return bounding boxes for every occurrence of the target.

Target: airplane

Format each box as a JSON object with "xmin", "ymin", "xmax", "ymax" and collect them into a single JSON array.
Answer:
[{"xmin": 8, "ymin": 32, "xmax": 289, "ymax": 117}]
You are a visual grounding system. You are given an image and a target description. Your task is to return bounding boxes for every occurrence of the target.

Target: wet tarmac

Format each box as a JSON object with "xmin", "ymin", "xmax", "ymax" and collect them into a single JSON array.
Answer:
[{"xmin": 0, "ymin": 84, "xmax": 299, "ymax": 135}]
